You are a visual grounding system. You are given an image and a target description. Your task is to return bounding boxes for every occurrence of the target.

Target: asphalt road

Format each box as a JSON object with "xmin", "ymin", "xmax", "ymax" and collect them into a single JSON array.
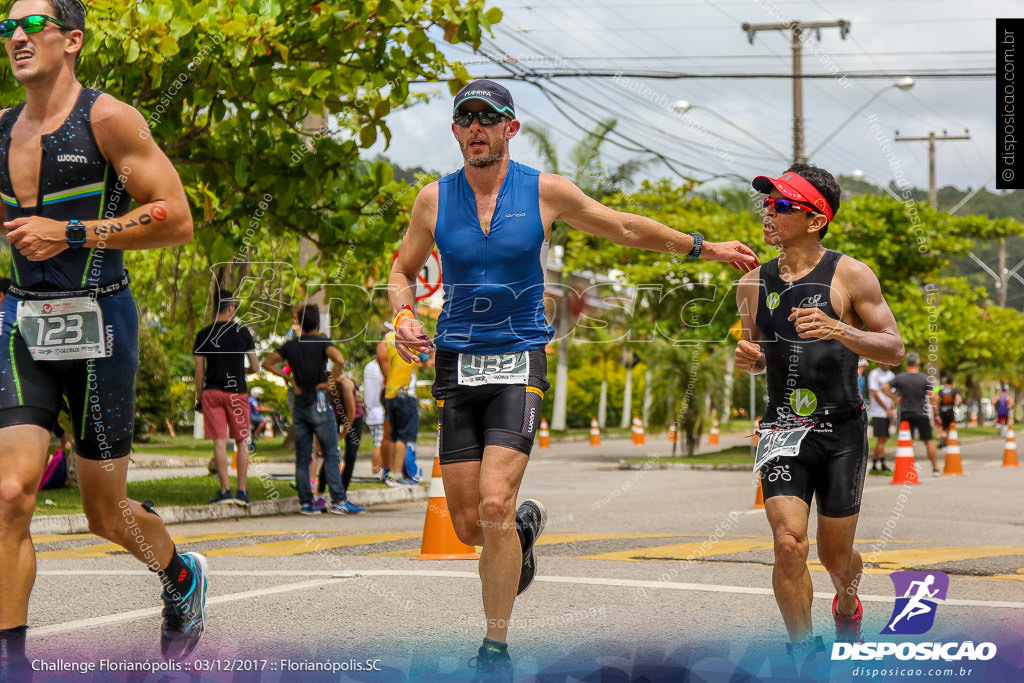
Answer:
[{"xmin": 24, "ymin": 434, "xmax": 1024, "ymax": 682}]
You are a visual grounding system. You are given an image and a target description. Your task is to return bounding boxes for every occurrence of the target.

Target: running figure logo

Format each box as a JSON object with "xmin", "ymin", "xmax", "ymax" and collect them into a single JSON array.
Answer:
[{"xmin": 882, "ymin": 571, "xmax": 949, "ymax": 635}]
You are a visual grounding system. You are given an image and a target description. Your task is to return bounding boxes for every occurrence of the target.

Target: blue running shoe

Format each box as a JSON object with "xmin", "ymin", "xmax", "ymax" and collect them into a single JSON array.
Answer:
[{"xmin": 160, "ymin": 552, "xmax": 208, "ymax": 660}]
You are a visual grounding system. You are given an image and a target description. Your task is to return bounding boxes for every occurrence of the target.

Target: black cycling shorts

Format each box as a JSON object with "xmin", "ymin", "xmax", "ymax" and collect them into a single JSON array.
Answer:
[
  {"xmin": 870, "ymin": 416, "xmax": 891, "ymax": 439},
  {"xmin": 902, "ymin": 411, "xmax": 933, "ymax": 442},
  {"xmin": 939, "ymin": 408, "xmax": 955, "ymax": 431},
  {"xmin": 432, "ymin": 348, "xmax": 549, "ymax": 464},
  {"xmin": 0, "ymin": 290, "xmax": 139, "ymax": 460},
  {"xmin": 758, "ymin": 411, "xmax": 868, "ymax": 518}
]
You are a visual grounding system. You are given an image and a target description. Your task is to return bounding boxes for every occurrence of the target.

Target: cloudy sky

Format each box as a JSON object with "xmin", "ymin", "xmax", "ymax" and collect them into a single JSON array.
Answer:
[{"xmin": 373, "ymin": 0, "xmax": 1011, "ymax": 203}]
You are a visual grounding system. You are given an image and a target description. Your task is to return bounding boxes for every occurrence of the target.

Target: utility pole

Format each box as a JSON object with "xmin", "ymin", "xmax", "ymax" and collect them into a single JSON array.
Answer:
[
  {"xmin": 742, "ymin": 19, "xmax": 851, "ymax": 163},
  {"xmin": 894, "ymin": 130, "xmax": 971, "ymax": 208}
]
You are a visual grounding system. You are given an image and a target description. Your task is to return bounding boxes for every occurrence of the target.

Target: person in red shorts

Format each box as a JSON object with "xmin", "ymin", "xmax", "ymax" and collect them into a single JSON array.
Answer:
[{"xmin": 194, "ymin": 297, "xmax": 260, "ymax": 505}]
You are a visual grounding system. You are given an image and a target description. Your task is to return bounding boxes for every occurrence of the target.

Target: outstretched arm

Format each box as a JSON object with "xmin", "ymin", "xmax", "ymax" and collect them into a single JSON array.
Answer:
[{"xmin": 541, "ymin": 173, "xmax": 759, "ymax": 272}]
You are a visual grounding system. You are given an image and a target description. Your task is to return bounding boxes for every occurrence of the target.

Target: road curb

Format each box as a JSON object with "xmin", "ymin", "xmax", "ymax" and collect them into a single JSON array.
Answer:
[
  {"xmin": 617, "ymin": 460, "xmax": 749, "ymax": 471},
  {"xmin": 31, "ymin": 485, "xmax": 427, "ymax": 535}
]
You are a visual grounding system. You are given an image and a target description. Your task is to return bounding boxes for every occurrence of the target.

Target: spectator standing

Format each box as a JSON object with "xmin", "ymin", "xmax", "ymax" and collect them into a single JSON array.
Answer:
[
  {"xmin": 867, "ymin": 362, "xmax": 896, "ymax": 475},
  {"xmin": 994, "ymin": 386, "xmax": 1011, "ymax": 436},
  {"xmin": 884, "ymin": 353, "xmax": 941, "ymax": 476},
  {"xmin": 363, "ymin": 357, "xmax": 386, "ymax": 477},
  {"xmin": 262, "ymin": 304, "xmax": 351, "ymax": 514},
  {"xmin": 194, "ymin": 298, "xmax": 258, "ymax": 505}
]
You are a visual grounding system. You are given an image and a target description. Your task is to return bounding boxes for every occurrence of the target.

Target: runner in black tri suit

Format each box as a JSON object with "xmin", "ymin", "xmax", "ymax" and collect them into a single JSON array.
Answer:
[
  {"xmin": 734, "ymin": 164, "xmax": 904, "ymax": 660},
  {"xmin": 0, "ymin": 0, "xmax": 203, "ymax": 669}
]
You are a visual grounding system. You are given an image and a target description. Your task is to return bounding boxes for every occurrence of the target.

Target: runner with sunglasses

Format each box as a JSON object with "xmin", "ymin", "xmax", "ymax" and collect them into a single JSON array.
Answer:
[
  {"xmin": 0, "ymin": 0, "xmax": 202, "ymax": 674},
  {"xmin": 734, "ymin": 164, "xmax": 904, "ymax": 661},
  {"xmin": 389, "ymin": 79, "xmax": 759, "ymax": 681}
]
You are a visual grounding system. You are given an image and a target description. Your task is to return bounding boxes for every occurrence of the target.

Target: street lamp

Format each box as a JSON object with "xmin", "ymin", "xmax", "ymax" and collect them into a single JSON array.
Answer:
[
  {"xmin": 672, "ymin": 100, "xmax": 789, "ymax": 162},
  {"xmin": 808, "ymin": 78, "xmax": 914, "ymax": 159}
]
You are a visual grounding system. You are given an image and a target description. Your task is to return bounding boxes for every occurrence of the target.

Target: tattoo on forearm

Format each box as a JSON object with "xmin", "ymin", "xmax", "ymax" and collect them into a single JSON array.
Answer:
[{"xmin": 92, "ymin": 213, "xmax": 154, "ymax": 237}]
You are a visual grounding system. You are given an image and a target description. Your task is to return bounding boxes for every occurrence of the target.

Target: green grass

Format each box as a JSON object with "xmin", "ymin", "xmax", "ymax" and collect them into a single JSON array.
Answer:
[
  {"xmin": 955, "ymin": 425, "xmax": 1001, "ymax": 439},
  {"xmin": 34, "ymin": 475, "xmax": 390, "ymax": 516},
  {"xmin": 133, "ymin": 435, "xmax": 296, "ymax": 459},
  {"xmin": 622, "ymin": 445, "xmax": 754, "ymax": 466}
]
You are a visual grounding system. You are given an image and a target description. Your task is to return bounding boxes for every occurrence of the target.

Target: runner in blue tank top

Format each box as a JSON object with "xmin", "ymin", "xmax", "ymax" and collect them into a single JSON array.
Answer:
[
  {"xmin": 388, "ymin": 79, "xmax": 760, "ymax": 679},
  {"xmin": 734, "ymin": 164, "xmax": 904, "ymax": 661},
  {"xmin": 0, "ymin": 0, "xmax": 203, "ymax": 670}
]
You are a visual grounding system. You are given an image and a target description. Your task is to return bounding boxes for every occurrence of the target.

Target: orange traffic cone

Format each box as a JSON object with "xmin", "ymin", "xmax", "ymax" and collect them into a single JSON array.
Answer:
[
  {"xmin": 668, "ymin": 423, "xmax": 677, "ymax": 443},
  {"xmin": 264, "ymin": 417, "xmax": 273, "ymax": 439},
  {"xmin": 589, "ymin": 416, "xmax": 601, "ymax": 447},
  {"xmin": 632, "ymin": 415, "xmax": 645, "ymax": 445},
  {"xmin": 538, "ymin": 418, "xmax": 550, "ymax": 449},
  {"xmin": 707, "ymin": 412, "xmax": 720, "ymax": 446},
  {"xmin": 752, "ymin": 421, "xmax": 764, "ymax": 508},
  {"xmin": 970, "ymin": 410, "xmax": 978, "ymax": 427},
  {"xmin": 942, "ymin": 422, "xmax": 963, "ymax": 476},
  {"xmin": 415, "ymin": 457, "xmax": 480, "ymax": 560},
  {"xmin": 1003, "ymin": 427, "xmax": 1019, "ymax": 468},
  {"xmin": 890, "ymin": 420, "xmax": 919, "ymax": 485}
]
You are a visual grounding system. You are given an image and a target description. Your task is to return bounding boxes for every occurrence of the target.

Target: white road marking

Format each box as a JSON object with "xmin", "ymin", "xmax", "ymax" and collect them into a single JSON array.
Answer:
[{"xmin": 31, "ymin": 568, "xmax": 1022, "ymax": 637}]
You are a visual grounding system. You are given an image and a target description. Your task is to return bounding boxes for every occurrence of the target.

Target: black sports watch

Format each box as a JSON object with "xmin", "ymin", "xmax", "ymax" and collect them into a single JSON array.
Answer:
[
  {"xmin": 686, "ymin": 233, "xmax": 703, "ymax": 259},
  {"xmin": 66, "ymin": 220, "xmax": 87, "ymax": 252}
]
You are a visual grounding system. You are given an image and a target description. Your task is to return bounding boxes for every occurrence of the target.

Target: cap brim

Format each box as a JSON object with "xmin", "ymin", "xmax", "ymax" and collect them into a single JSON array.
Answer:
[
  {"xmin": 752, "ymin": 175, "xmax": 811, "ymax": 204},
  {"xmin": 453, "ymin": 96, "xmax": 515, "ymax": 117}
]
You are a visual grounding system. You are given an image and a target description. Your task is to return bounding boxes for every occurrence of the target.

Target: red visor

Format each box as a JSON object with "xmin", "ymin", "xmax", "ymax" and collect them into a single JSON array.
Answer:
[{"xmin": 752, "ymin": 172, "xmax": 834, "ymax": 223}]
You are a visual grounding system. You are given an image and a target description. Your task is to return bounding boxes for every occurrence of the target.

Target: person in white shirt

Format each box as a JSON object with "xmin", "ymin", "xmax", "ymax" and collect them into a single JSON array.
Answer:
[
  {"xmin": 868, "ymin": 363, "xmax": 896, "ymax": 475},
  {"xmin": 362, "ymin": 357, "xmax": 386, "ymax": 476}
]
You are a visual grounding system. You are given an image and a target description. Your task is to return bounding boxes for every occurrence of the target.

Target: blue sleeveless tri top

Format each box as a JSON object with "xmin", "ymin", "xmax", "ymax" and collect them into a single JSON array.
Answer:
[{"xmin": 434, "ymin": 160, "xmax": 552, "ymax": 354}]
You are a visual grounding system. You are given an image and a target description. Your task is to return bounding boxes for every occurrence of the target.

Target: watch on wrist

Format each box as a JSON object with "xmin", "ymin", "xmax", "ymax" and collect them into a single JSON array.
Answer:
[
  {"xmin": 686, "ymin": 233, "xmax": 703, "ymax": 259},
  {"xmin": 65, "ymin": 220, "xmax": 87, "ymax": 252}
]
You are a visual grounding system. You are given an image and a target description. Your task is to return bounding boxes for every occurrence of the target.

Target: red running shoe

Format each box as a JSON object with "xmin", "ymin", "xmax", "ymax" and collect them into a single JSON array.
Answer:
[{"xmin": 833, "ymin": 594, "xmax": 864, "ymax": 642}]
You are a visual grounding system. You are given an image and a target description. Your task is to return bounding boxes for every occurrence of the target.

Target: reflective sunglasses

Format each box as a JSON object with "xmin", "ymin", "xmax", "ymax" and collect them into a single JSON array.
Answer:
[
  {"xmin": 762, "ymin": 197, "xmax": 821, "ymax": 215},
  {"xmin": 0, "ymin": 14, "xmax": 71, "ymax": 39},
  {"xmin": 453, "ymin": 110, "xmax": 508, "ymax": 127}
]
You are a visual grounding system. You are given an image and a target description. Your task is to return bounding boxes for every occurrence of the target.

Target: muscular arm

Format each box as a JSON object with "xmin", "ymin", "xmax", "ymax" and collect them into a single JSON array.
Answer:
[
  {"xmin": 262, "ymin": 351, "xmax": 292, "ymax": 388},
  {"xmin": 790, "ymin": 257, "xmax": 904, "ymax": 365},
  {"xmin": 540, "ymin": 173, "xmax": 759, "ymax": 271},
  {"xmin": 734, "ymin": 268, "xmax": 766, "ymax": 375},
  {"xmin": 5, "ymin": 96, "xmax": 192, "ymax": 261},
  {"xmin": 245, "ymin": 350, "xmax": 260, "ymax": 375},
  {"xmin": 194, "ymin": 356, "xmax": 205, "ymax": 395},
  {"xmin": 387, "ymin": 184, "xmax": 437, "ymax": 361}
]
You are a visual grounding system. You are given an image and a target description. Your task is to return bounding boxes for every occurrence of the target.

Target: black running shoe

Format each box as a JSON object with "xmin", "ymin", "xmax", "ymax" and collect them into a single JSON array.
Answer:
[
  {"xmin": 469, "ymin": 642, "xmax": 513, "ymax": 683},
  {"xmin": 515, "ymin": 499, "xmax": 547, "ymax": 596},
  {"xmin": 160, "ymin": 552, "xmax": 209, "ymax": 660}
]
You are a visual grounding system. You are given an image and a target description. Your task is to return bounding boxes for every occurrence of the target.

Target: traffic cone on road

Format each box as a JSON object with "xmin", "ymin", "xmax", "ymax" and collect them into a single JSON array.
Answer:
[
  {"xmin": 752, "ymin": 421, "xmax": 764, "ymax": 509},
  {"xmin": 590, "ymin": 417, "xmax": 601, "ymax": 447},
  {"xmin": 942, "ymin": 422, "xmax": 963, "ymax": 476},
  {"xmin": 707, "ymin": 412, "xmax": 720, "ymax": 446},
  {"xmin": 632, "ymin": 415, "xmax": 645, "ymax": 445},
  {"xmin": 264, "ymin": 417, "xmax": 273, "ymax": 439},
  {"xmin": 668, "ymin": 423, "xmax": 677, "ymax": 443},
  {"xmin": 890, "ymin": 421, "xmax": 919, "ymax": 485},
  {"xmin": 1003, "ymin": 427, "xmax": 1019, "ymax": 468},
  {"xmin": 970, "ymin": 410, "xmax": 978, "ymax": 427},
  {"xmin": 415, "ymin": 456, "xmax": 479, "ymax": 560},
  {"xmin": 538, "ymin": 418, "xmax": 550, "ymax": 449}
]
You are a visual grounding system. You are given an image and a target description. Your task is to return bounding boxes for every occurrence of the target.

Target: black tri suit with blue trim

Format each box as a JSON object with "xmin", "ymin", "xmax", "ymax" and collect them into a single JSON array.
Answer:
[{"xmin": 0, "ymin": 88, "xmax": 139, "ymax": 460}]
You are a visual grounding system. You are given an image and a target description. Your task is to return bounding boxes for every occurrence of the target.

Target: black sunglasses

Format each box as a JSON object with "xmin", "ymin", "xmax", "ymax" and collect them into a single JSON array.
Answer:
[
  {"xmin": 453, "ymin": 110, "xmax": 508, "ymax": 127},
  {"xmin": 0, "ymin": 14, "xmax": 71, "ymax": 39},
  {"xmin": 762, "ymin": 197, "xmax": 820, "ymax": 216}
]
